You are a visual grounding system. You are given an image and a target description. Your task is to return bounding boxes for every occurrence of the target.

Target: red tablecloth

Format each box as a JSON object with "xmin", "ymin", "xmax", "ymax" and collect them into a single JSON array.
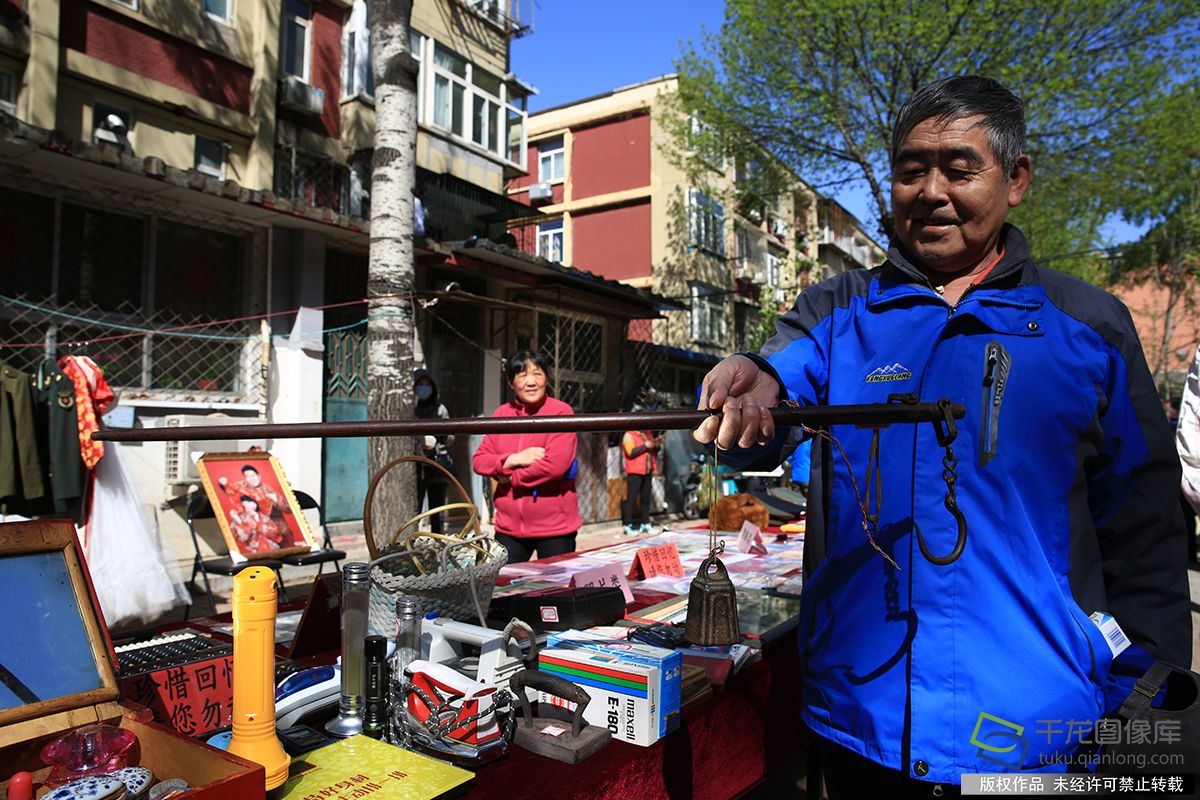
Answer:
[{"xmin": 466, "ymin": 642, "xmax": 808, "ymax": 800}]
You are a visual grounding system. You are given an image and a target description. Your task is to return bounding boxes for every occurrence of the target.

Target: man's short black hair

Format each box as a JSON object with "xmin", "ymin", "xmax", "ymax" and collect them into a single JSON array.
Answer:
[
  {"xmin": 505, "ymin": 349, "xmax": 549, "ymax": 383},
  {"xmin": 891, "ymin": 76, "xmax": 1026, "ymax": 174},
  {"xmin": 241, "ymin": 465, "xmax": 259, "ymax": 474}
]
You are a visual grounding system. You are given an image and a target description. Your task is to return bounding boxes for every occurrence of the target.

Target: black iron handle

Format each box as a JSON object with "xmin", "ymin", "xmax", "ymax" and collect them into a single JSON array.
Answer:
[{"xmin": 509, "ymin": 668, "xmax": 591, "ymax": 738}]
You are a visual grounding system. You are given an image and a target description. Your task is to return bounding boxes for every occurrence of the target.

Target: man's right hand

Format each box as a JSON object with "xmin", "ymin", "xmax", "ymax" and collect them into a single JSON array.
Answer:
[
  {"xmin": 218, "ymin": 476, "xmax": 228, "ymax": 488},
  {"xmin": 693, "ymin": 355, "xmax": 781, "ymax": 450}
]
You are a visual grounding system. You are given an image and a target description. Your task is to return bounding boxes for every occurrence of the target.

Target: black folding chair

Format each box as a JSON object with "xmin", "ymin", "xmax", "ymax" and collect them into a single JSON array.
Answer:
[{"xmin": 278, "ymin": 490, "xmax": 346, "ymax": 577}]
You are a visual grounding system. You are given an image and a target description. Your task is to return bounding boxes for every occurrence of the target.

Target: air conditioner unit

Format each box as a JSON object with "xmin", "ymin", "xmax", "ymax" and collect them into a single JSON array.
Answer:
[
  {"xmin": 772, "ymin": 287, "xmax": 790, "ymax": 304},
  {"xmin": 163, "ymin": 415, "xmax": 269, "ymax": 485},
  {"xmin": 528, "ymin": 181, "xmax": 553, "ymax": 202},
  {"xmin": 771, "ymin": 218, "xmax": 789, "ymax": 239},
  {"xmin": 278, "ymin": 76, "xmax": 325, "ymax": 116}
]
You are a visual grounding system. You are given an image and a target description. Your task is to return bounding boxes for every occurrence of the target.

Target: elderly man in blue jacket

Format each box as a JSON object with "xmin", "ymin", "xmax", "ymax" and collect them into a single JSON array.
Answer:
[{"xmin": 694, "ymin": 76, "xmax": 1192, "ymax": 795}]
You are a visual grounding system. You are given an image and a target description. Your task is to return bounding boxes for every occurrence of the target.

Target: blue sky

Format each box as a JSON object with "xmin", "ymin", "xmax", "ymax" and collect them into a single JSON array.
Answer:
[{"xmin": 510, "ymin": 1, "xmax": 1145, "ymax": 246}]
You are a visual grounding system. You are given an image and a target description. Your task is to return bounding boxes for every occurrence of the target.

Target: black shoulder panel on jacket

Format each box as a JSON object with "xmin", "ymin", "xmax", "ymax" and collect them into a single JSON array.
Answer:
[
  {"xmin": 1027, "ymin": 263, "xmax": 1137, "ymax": 354},
  {"xmin": 764, "ymin": 267, "xmax": 878, "ymax": 358}
]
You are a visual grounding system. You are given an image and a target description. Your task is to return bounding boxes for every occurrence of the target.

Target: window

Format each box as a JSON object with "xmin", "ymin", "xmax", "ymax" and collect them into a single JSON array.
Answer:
[
  {"xmin": 203, "ymin": 0, "xmax": 231, "ymax": 23},
  {"xmin": 690, "ymin": 284, "xmax": 727, "ymax": 345},
  {"xmin": 0, "ymin": 69, "xmax": 14, "ymax": 115},
  {"xmin": 0, "ymin": 184, "xmax": 259, "ymax": 396},
  {"xmin": 537, "ymin": 219, "xmax": 564, "ymax": 262},
  {"xmin": 274, "ymin": 149, "xmax": 347, "ymax": 212},
  {"xmin": 415, "ymin": 34, "xmax": 526, "ymax": 169},
  {"xmin": 471, "ymin": 67, "xmax": 502, "ymax": 152},
  {"xmin": 766, "ymin": 249, "xmax": 784, "ymax": 287},
  {"xmin": 432, "ymin": 43, "xmax": 467, "ymax": 137},
  {"xmin": 688, "ymin": 188, "xmax": 724, "ymax": 257},
  {"xmin": 538, "ymin": 138, "xmax": 564, "ymax": 182},
  {"xmin": 283, "ymin": 0, "xmax": 312, "ymax": 81},
  {"xmin": 687, "ymin": 114, "xmax": 725, "ymax": 171},
  {"xmin": 537, "ymin": 311, "xmax": 605, "ymax": 411},
  {"xmin": 342, "ymin": 1, "xmax": 374, "ymax": 99},
  {"xmin": 194, "ymin": 136, "xmax": 226, "ymax": 179}
]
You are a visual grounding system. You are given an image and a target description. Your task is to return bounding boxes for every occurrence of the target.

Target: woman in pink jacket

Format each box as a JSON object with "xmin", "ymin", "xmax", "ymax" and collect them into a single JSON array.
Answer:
[{"xmin": 473, "ymin": 350, "xmax": 582, "ymax": 562}]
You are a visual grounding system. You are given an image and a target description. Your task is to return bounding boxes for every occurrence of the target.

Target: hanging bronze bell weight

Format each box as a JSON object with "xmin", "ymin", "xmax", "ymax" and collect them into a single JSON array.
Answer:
[{"xmin": 684, "ymin": 546, "xmax": 741, "ymax": 646}]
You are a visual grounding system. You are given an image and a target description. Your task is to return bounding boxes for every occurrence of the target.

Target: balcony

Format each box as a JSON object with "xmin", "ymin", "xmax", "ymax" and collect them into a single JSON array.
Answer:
[
  {"xmin": 818, "ymin": 228, "xmax": 875, "ymax": 270},
  {"xmin": 459, "ymin": 0, "xmax": 532, "ymax": 38}
]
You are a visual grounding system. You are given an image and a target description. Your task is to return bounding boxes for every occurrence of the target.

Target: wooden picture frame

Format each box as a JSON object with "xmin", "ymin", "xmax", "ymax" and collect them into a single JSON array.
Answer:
[
  {"xmin": 0, "ymin": 521, "xmax": 120, "ymax": 728},
  {"xmin": 196, "ymin": 452, "xmax": 315, "ymax": 560}
]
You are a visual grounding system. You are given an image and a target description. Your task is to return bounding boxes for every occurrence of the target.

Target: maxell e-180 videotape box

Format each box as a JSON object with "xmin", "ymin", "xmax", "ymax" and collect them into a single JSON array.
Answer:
[
  {"xmin": 546, "ymin": 629, "xmax": 680, "ymax": 736},
  {"xmin": 537, "ymin": 647, "xmax": 663, "ymax": 746}
]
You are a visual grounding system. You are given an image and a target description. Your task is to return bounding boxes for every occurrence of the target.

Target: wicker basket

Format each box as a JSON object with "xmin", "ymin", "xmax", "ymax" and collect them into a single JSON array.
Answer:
[{"xmin": 363, "ymin": 455, "xmax": 507, "ymax": 636}]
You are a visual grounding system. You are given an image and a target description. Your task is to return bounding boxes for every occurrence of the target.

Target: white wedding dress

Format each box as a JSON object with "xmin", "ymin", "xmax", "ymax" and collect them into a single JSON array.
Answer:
[{"xmin": 87, "ymin": 442, "xmax": 189, "ymax": 628}]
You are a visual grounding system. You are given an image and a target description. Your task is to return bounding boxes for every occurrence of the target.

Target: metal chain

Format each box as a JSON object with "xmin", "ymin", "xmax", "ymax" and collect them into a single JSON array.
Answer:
[
  {"xmin": 942, "ymin": 442, "xmax": 958, "ymax": 513},
  {"xmin": 398, "ymin": 682, "xmax": 514, "ymax": 742}
]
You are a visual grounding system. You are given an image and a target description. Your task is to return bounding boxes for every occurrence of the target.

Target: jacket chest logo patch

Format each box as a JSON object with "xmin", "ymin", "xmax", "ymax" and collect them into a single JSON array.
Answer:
[{"xmin": 865, "ymin": 362, "xmax": 912, "ymax": 383}]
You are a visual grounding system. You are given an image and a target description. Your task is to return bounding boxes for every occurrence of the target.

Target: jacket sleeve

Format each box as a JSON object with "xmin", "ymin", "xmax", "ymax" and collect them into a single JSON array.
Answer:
[
  {"xmin": 715, "ymin": 285, "xmax": 832, "ymax": 472},
  {"xmin": 472, "ymin": 432, "xmax": 511, "ymax": 477},
  {"xmin": 511, "ymin": 430, "xmax": 578, "ymax": 488},
  {"xmin": 1175, "ymin": 346, "xmax": 1200, "ymax": 511},
  {"xmin": 1090, "ymin": 304, "xmax": 1192, "ymax": 712}
]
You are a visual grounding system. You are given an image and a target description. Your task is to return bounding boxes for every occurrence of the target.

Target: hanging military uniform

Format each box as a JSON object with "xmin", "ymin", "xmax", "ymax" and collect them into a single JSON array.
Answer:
[
  {"xmin": 32, "ymin": 360, "xmax": 84, "ymax": 512},
  {"xmin": 0, "ymin": 360, "xmax": 45, "ymax": 512}
]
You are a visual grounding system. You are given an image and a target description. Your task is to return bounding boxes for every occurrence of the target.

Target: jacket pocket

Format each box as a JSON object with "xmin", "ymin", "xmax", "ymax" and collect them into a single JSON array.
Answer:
[{"xmin": 979, "ymin": 341, "xmax": 1012, "ymax": 467}]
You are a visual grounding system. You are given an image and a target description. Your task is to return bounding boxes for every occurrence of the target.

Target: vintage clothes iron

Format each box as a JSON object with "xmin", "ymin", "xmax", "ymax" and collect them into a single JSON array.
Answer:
[
  {"xmin": 509, "ymin": 669, "xmax": 611, "ymax": 764},
  {"xmin": 684, "ymin": 543, "xmax": 741, "ymax": 646},
  {"xmin": 423, "ymin": 616, "xmax": 536, "ymax": 701},
  {"xmin": 394, "ymin": 660, "xmax": 514, "ymax": 766}
]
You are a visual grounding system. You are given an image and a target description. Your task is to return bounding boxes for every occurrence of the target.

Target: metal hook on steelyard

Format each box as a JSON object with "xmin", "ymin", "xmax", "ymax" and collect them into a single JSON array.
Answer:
[{"xmin": 914, "ymin": 398, "xmax": 968, "ymax": 566}]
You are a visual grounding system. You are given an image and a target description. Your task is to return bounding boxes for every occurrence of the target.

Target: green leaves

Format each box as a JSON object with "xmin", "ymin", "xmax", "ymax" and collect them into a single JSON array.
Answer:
[{"xmin": 677, "ymin": 0, "xmax": 1200, "ymax": 270}]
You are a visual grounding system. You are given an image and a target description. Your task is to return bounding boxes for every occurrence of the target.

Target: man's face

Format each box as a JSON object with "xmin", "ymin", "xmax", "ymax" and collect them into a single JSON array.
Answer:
[
  {"xmin": 243, "ymin": 468, "xmax": 261, "ymax": 487},
  {"xmin": 891, "ymin": 115, "xmax": 1030, "ymax": 275}
]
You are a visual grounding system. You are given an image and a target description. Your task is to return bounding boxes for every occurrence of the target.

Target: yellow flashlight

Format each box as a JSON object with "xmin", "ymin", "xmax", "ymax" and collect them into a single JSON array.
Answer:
[{"xmin": 227, "ymin": 566, "xmax": 291, "ymax": 791}]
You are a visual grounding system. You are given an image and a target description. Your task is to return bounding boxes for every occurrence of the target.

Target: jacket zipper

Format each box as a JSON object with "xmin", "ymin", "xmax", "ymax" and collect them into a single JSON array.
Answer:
[{"xmin": 980, "ymin": 341, "xmax": 1011, "ymax": 467}]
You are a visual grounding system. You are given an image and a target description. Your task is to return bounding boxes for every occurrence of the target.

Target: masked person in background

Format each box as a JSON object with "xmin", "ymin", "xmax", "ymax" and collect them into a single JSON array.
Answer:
[
  {"xmin": 473, "ymin": 350, "xmax": 582, "ymax": 563},
  {"xmin": 414, "ymin": 369, "xmax": 454, "ymax": 534}
]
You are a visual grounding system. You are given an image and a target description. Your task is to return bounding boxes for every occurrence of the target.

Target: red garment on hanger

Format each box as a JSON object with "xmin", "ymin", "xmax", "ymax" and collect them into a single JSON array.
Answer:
[{"xmin": 59, "ymin": 356, "xmax": 114, "ymax": 469}]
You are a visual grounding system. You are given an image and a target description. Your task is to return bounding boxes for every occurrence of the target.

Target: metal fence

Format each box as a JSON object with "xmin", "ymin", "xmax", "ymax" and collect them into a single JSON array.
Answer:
[{"xmin": 0, "ymin": 164, "xmax": 269, "ymax": 404}]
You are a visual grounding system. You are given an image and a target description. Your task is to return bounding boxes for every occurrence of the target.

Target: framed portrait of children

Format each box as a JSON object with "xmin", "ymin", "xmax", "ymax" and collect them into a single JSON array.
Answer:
[{"xmin": 196, "ymin": 453, "xmax": 315, "ymax": 560}]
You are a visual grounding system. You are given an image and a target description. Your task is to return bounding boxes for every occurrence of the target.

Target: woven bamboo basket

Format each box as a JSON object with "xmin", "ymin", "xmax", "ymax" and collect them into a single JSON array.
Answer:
[{"xmin": 363, "ymin": 455, "xmax": 507, "ymax": 636}]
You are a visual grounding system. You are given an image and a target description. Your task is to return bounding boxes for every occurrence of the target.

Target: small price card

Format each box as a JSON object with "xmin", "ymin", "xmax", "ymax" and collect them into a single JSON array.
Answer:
[
  {"xmin": 737, "ymin": 520, "xmax": 768, "ymax": 555},
  {"xmin": 571, "ymin": 562, "xmax": 634, "ymax": 604},
  {"xmin": 627, "ymin": 543, "xmax": 685, "ymax": 580}
]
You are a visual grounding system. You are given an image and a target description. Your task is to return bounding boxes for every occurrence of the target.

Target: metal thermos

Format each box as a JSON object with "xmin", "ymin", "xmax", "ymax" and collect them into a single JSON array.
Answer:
[
  {"xmin": 386, "ymin": 596, "xmax": 424, "ymax": 745},
  {"xmin": 326, "ymin": 562, "xmax": 370, "ymax": 738}
]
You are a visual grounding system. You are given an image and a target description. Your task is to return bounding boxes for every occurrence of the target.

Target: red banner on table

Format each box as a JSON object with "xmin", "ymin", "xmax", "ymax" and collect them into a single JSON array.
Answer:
[
  {"xmin": 627, "ymin": 543, "xmax": 685, "ymax": 580},
  {"xmin": 119, "ymin": 655, "xmax": 235, "ymax": 737}
]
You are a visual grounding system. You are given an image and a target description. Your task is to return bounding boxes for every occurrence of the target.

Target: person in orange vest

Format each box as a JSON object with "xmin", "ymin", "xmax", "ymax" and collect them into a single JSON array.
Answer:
[{"xmin": 621, "ymin": 418, "xmax": 660, "ymax": 535}]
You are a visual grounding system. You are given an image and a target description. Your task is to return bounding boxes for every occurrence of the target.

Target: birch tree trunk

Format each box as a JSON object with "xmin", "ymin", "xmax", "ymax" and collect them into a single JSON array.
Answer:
[{"xmin": 366, "ymin": 0, "xmax": 418, "ymax": 554}]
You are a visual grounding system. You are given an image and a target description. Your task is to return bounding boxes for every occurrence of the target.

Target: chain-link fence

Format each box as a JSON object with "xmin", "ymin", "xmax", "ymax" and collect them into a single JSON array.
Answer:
[{"xmin": 0, "ymin": 164, "xmax": 269, "ymax": 403}]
